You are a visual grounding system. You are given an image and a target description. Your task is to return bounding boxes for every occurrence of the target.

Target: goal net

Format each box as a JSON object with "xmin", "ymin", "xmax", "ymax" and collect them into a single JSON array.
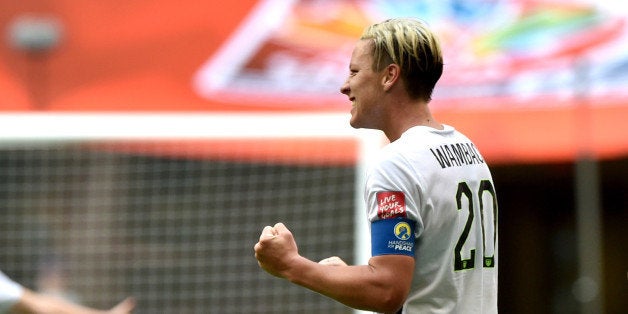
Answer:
[{"xmin": 0, "ymin": 113, "xmax": 381, "ymax": 314}]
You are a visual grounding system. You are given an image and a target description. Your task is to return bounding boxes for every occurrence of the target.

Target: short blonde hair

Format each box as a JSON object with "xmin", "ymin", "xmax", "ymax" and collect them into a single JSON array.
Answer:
[{"xmin": 361, "ymin": 18, "xmax": 443, "ymax": 102}]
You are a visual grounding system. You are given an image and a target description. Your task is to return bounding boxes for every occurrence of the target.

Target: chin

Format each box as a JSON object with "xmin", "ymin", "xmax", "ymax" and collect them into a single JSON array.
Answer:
[{"xmin": 349, "ymin": 114, "xmax": 360, "ymax": 129}]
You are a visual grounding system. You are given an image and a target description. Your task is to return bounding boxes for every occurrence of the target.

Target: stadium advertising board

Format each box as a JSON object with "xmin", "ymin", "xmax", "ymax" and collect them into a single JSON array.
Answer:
[{"xmin": 0, "ymin": 0, "xmax": 627, "ymax": 162}]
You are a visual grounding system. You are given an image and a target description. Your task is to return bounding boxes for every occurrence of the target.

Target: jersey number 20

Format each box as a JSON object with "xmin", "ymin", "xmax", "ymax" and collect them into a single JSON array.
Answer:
[{"xmin": 454, "ymin": 180, "xmax": 497, "ymax": 271}]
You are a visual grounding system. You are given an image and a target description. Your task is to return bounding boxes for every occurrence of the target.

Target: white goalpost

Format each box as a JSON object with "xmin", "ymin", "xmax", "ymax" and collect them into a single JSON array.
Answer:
[{"xmin": 0, "ymin": 113, "xmax": 382, "ymax": 313}]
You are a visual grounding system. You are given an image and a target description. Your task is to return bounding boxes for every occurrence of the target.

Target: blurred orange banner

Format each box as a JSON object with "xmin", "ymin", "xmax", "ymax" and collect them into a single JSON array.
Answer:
[{"xmin": 0, "ymin": 0, "xmax": 627, "ymax": 162}]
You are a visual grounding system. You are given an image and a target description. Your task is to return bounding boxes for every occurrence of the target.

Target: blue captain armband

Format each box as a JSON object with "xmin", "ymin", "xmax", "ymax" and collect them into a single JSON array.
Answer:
[{"xmin": 371, "ymin": 218, "xmax": 416, "ymax": 257}]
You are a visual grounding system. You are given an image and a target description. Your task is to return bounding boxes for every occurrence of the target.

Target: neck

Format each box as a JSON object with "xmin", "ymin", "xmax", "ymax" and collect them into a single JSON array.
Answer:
[{"xmin": 383, "ymin": 102, "xmax": 442, "ymax": 142}]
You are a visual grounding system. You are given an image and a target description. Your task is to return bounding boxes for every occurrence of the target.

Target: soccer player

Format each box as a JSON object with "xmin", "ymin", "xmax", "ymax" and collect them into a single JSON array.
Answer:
[
  {"xmin": 254, "ymin": 18, "xmax": 498, "ymax": 313},
  {"xmin": 0, "ymin": 270, "xmax": 135, "ymax": 314}
]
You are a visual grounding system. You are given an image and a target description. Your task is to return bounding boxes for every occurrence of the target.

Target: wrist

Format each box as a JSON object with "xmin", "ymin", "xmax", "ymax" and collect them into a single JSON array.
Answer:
[{"xmin": 284, "ymin": 255, "xmax": 310, "ymax": 284}]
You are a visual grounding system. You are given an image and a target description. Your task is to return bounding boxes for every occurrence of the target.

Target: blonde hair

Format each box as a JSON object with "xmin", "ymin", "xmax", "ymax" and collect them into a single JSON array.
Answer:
[{"xmin": 361, "ymin": 18, "xmax": 443, "ymax": 101}]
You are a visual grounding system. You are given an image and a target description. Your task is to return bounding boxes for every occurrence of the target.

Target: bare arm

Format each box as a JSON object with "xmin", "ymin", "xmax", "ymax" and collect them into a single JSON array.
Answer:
[
  {"xmin": 254, "ymin": 223, "xmax": 414, "ymax": 313},
  {"xmin": 11, "ymin": 290, "xmax": 135, "ymax": 314}
]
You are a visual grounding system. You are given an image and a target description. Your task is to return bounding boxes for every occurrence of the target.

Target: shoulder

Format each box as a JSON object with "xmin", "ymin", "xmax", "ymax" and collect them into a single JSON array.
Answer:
[
  {"xmin": 369, "ymin": 142, "xmax": 412, "ymax": 179},
  {"xmin": 0, "ymin": 271, "xmax": 24, "ymax": 308}
]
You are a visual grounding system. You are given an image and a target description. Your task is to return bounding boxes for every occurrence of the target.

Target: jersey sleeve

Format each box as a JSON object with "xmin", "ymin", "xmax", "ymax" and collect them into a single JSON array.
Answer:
[
  {"xmin": 365, "ymin": 151, "xmax": 424, "ymax": 257},
  {"xmin": 0, "ymin": 270, "xmax": 24, "ymax": 312}
]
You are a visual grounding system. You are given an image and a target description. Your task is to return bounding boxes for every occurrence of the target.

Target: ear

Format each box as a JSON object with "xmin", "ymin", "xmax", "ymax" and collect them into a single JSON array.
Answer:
[{"xmin": 381, "ymin": 63, "xmax": 400, "ymax": 92}]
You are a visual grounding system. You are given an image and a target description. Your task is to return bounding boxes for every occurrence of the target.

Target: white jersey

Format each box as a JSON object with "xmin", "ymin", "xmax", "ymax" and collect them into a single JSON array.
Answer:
[
  {"xmin": 365, "ymin": 125, "xmax": 498, "ymax": 313},
  {"xmin": 0, "ymin": 270, "xmax": 24, "ymax": 313}
]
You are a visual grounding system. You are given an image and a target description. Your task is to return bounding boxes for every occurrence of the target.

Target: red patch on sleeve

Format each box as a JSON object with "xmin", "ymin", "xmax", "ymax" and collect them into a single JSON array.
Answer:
[{"xmin": 376, "ymin": 191, "xmax": 406, "ymax": 219}]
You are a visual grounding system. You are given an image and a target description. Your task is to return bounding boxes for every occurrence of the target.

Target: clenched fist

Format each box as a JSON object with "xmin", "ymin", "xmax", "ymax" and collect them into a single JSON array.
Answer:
[{"xmin": 254, "ymin": 223, "xmax": 300, "ymax": 278}]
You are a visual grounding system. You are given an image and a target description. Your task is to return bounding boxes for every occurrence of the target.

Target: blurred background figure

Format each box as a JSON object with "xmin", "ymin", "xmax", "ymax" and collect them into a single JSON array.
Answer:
[{"xmin": 0, "ymin": 270, "xmax": 135, "ymax": 314}]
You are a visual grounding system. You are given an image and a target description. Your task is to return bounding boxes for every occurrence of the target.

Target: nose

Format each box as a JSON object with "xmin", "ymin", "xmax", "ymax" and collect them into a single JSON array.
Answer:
[{"xmin": 339, "ymin": 79, "xmax": 350, "ymax": 95}]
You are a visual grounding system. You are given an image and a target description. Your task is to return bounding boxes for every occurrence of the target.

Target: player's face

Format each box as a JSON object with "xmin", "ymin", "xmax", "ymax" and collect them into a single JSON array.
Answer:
[{"xmin": 340, "ymin": 40, "xmax": 387, "ymax": 130}]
